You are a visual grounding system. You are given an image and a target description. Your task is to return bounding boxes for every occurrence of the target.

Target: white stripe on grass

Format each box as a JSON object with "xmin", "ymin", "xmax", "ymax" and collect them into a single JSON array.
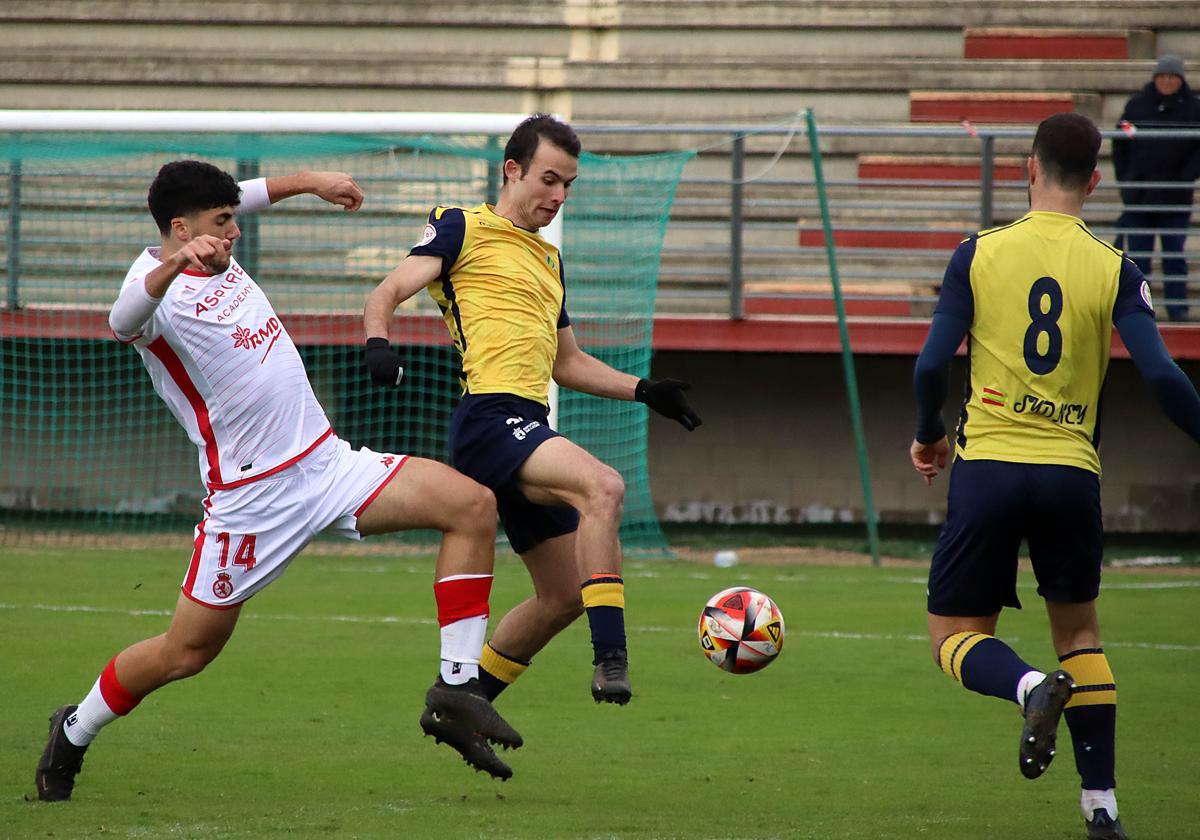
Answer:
[
  {"xmin": 2, "ymin": 602, "xmax": 1197, "ymax": 652},
  {"xmin": 673, "ymin": 571, "xmax": 1200, "ymax": 590}
]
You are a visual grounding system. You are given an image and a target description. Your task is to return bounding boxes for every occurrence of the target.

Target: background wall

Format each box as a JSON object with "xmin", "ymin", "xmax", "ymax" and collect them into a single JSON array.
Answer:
[{"xmin": 647, "ymin": 351, "xmax": 1200, "ymax": 532}]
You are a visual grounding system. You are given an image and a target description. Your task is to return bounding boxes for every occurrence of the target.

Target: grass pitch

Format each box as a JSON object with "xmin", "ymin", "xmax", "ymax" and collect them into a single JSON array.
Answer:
[{"xmin": 2, "ymin": 544, "xmax": 1198, "ymax": 839}]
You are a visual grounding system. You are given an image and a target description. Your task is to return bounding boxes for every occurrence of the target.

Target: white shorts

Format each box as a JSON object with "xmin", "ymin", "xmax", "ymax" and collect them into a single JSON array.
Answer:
[{"xmin": 181, "ymin": 435, "xmax": 408, "ymax": 608}]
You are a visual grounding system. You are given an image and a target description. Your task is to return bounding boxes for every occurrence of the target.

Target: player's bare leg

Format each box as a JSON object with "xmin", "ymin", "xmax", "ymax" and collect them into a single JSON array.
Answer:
[
  {"xmin": 489, "ymin": 533, "xmax": 584, "ymax": 660},
  {"xmin": 357, "ymin": 457, "xmax": 522, "ymax": 779},
  {"xmin": 518, "ymin": 437, "xmax": 632, "ymax": 704},
  {"xmin": 475, "ymin": 533, "xmax": 584, "ymax": 699},
  {"xmin": 114, "ymin": 595, "xmax": 243, "ymax": 695},
  {"xmin": 37, "ymin": 596, "xmax": 241, "ymax": 801}
]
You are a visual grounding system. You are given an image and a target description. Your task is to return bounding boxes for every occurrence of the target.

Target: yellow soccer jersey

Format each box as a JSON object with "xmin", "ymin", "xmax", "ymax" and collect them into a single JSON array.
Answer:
[
  {"xmin": 936, "ymin": 211, "xmax": 1153, "ymax": 473},
  {"xmin": 409, "ymin": 204, "xmax": 569, "ymax": 405}
]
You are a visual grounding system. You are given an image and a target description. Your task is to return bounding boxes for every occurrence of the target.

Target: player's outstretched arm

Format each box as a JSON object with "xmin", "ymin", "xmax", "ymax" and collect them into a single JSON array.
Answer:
[
  {"xmin": 110, "ymin": 235, "xmax": 232, "ymax": 339},
  {"xmin": 1117, "ymin": 310, "xmax": 1200, "ymax": 444},
  {"xmin": 553, "ymin": 326, "xmax": 702, "ymax": 430},
  {"xmin": 362, "ymin": 255, "xmax": 443, "ymax": 387},
  {"xmin": 238, "ymin": 171, "xmax": 364, "ymax": 213}
]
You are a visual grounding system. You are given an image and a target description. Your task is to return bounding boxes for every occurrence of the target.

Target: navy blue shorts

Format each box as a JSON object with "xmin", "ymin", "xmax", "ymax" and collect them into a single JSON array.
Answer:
[
  {"xmin": 927, "ymin": 459, "xmax": 1103, "ymax": 616},
  {"xmin": 448, "ymin": 393, "xmax": 580, "ymax": 554}
]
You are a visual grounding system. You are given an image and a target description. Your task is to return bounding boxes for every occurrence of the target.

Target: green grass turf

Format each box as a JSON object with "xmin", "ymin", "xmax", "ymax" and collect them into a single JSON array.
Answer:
[{"xmin": 2, "ymin": 546, "xmax": 1198, "ymax": 839}]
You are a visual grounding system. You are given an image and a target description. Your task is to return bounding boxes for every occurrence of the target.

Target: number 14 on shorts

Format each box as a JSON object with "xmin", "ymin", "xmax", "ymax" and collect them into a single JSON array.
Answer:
[{"xmin": 215, "ymin": 532, "xmax": 258, "ymax": 571}]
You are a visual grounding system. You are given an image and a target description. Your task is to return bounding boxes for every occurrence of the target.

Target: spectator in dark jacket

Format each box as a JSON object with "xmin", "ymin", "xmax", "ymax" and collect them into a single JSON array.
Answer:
[{"xmin": 1113, "ymin": 54, "xmax": 1200, "ymax": 321}]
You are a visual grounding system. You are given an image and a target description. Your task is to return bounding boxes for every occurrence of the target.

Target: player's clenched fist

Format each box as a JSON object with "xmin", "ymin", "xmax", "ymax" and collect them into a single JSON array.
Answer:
[
  {"xmin": 311, "ymin": 171, "xmax": 364, "ymax": 212},
  {"xmin": 364, "ymin": 337, "xmax": 404, "ymax": 387},
  {"xmin": 174, "ymin": 234, "xmax": 232, "ymax": 275}
]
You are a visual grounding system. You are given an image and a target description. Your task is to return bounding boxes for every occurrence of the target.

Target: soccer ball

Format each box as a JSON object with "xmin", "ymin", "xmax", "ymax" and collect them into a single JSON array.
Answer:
[{"xmin": 697, "ymin": 586, "xmax": 785, "ymax": 674}]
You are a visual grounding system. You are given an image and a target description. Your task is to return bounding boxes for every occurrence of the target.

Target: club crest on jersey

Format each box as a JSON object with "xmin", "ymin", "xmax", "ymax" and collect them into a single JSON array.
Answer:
[
  {"xmin": 212, "ymin": 572, "xmax": 234, "ymax": 600},
  {"xmin": 416, "ymin": 223, "xmax": 437, "ymax": 247}
]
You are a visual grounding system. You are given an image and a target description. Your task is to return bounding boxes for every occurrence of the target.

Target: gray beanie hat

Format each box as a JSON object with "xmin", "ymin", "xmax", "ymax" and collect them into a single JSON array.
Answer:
[{"xmin": 1154, "ymin": 54, "xmax": 1185, "ymax": 78}]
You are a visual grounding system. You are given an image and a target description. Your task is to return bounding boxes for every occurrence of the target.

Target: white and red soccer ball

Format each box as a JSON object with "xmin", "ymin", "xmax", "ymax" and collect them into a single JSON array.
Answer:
[{"xmin": 697, "ymin": 586, "xmax": 785, "ymax": 674}]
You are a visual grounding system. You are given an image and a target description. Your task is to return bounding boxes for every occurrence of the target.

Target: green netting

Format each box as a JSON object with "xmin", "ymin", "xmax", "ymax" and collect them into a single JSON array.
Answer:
[{"xmin": 0, "ymin": 132, "xmax": 692, "ymax": 555}]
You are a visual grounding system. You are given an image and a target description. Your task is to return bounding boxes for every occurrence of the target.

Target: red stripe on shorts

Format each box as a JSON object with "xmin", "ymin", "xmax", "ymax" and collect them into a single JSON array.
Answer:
[
  {"xmin": 434, "ymin": 575, "xmax": 493, "ymax": 627},
  {"xmin": 354, "ymin": 455, "xmax": 410, "ymax": 518},
  {"xmin": 182, "ymin": 490, "xmax": 214, "ymax": 597},
  {"xmin": 99, "ymin": 656, "xmax": 142, "ymax": 715}
]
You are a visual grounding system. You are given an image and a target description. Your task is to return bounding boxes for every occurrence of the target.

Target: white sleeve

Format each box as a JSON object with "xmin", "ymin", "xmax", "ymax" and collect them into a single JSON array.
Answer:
[
  {"xmin": 109, "ymin": 276, "xmax": 163, "ymax": 342},
  {"xmin": 237, "ymin": 177, "xmax": 271, "ymax": 214}
]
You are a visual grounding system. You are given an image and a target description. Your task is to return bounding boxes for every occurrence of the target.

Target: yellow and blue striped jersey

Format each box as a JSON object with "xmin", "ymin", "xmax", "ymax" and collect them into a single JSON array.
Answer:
[
  {"xmin": 937, "ymin": 211, "xmax": 1153, "ymax": 473},
  {"xmin": 409, "ymin": 203, "xmax": 569, "ymax": 406}
]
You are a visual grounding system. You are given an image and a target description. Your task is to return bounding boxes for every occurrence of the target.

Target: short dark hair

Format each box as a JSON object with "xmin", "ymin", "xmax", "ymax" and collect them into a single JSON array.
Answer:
[
  {"xmin": 502, "ymin": 114, "xmax": 581, "ymax": 184},
  {"xmin": 1031, "ymin": 113, "xmax": 1101, "ymax": 190},
  {"xmin": 147, "ymin": 160, "xmax": 241, "ymax": 233}
]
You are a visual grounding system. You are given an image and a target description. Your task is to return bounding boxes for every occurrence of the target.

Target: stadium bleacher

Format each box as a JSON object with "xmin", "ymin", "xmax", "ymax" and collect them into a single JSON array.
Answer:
[{"xmin": 2, "ymin": 1, "xmax": 1197, "ymax": 331}]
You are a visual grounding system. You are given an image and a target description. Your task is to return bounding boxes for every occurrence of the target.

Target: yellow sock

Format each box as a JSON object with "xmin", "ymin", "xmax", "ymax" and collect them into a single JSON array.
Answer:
[{"xmin": 479, "ymin": 641, "xmax": 529, "ymax": 699}]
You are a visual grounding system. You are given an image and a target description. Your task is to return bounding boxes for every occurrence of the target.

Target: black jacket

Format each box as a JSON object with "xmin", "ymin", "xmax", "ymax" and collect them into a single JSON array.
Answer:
[{"xmin": 1112, "ymin": 79, "xmax": 1200, "ymax": 208}]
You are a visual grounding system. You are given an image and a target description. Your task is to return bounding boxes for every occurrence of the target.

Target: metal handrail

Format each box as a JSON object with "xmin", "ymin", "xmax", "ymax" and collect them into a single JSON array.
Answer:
[
  {"xmin": 2, "ymin": 119, "xmax": 1198, "ymax": 319},
  {"xmin": 577, "ymin": 121, "xmax": 1200, "ymax": 319}
]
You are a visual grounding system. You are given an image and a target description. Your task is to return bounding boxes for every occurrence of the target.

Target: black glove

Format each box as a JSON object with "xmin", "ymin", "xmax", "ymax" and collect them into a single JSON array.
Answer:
[
  {"xmin": 364, "ymin": 337, "xmax": 404, "ymax": 387},
  {"xmin": 635, "ymin": 378, "xmax": 702, "ymax": 431}
]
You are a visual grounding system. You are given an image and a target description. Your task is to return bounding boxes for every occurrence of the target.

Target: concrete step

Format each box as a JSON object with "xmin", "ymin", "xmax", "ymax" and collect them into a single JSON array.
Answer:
[
  {"xmin": 963, "ymin": 27, "xmax": 1156, "ymax": 60},
  {"xmin": 798, "ymin": 225, "xmax": 970, "ymax": 250},
  {"xmin": 591, "ymin": 1, "xmax": 1200, "ymax": 31},
  {"xmin": 0, "ymin": 20, "xmax": 958, "ymax": 62},
  {"xmin": 5, "ymin": 1, "xmax": 1194, "ymax": 31},
  {"xmin": 857, "ymin": 154, "xmax": 1027, "ymax": 183},
  {"xmin": 910, "ymin": 91, "xmax": 1104, "ymax": 123},
  {"xmin": 0, "ymin": 1, "xmax": 570, "ymax": 26},
  {"xmin": 0, "ymin": 51, "xmax": 1154, "ymax": 94},
  {"xmin": 0, "ymin": 21, "xmax": 570, "ymax": 58},
  {"xmin": 569, "ymin": 28, "xmax": 963, "ymax": 61},
  {"xmin": 562, "ymin": 58, "xmax": 1148, "ymax": 94},
  {"xmin": 742, "ymin": 286, "xmax": 920, "ymax": 317}
]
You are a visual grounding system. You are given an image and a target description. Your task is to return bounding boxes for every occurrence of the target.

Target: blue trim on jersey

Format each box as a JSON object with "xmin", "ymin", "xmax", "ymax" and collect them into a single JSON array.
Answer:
[
  {"xmin": 410, "ymin": 207, "xmax": 465, "ymax": 276},
  {"xmin": 440, "ymin": 274, "xmax": 466, "ymax": 355},
  {"xmin": 557, "ymin": 260, "xmax": 570, "ymax": 329},
  {"xmin": 1113, "ymin": 256, "xmax": 1155, "ymax": 322},
  {"xmin": 934, "ymin": 236, "xmax": 977, "ymax": 323}
]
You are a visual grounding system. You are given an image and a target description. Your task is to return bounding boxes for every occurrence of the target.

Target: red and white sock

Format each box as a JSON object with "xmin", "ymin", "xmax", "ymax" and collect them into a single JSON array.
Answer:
[
  {"xmin": 63, "ymin": 657, "xmax": 142, "ymax": 747},
  {"xmin": 433, "ymin": 574, "xmax": 492, "ymax": 685}
]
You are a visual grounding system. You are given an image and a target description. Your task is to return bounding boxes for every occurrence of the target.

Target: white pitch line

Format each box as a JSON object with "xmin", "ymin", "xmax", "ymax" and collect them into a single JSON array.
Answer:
[
  {"xmin": 296, "ymin": 565, "xmax": 1200, "ymax": 592},
  {"xmin": 2, "ymin": 602, "xmax": 1197, "ymax": 652},
  {"xmin": 684, "ymin": 572, "xmax": 1200, "ymax": 590}
]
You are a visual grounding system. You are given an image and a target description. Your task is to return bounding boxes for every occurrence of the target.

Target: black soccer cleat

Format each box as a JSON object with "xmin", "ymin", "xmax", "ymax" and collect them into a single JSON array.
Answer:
[
  {"xmin": 591, "ymin": 649, "xmax": 632, "ymax": 705},
  {"xmin": 1019, "ymin": 669, "xmax": 1074, "ymax": 780},
  {"xmin": 1085, "ymin": 809, "xmax": 1130, "ymax": 840},
  {"xmin": 420, "ymin": 678, "xmax": 522, "ymax": 780},
  {"xmin": 36, "ymin": 705, "xmax": 88, "ymax": 802}
]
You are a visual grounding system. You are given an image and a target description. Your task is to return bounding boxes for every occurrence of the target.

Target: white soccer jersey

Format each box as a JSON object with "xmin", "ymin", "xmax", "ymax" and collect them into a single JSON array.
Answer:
[{"xmin": 114, "ymin": 248, "xmax": 332, "ymax": 489}]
